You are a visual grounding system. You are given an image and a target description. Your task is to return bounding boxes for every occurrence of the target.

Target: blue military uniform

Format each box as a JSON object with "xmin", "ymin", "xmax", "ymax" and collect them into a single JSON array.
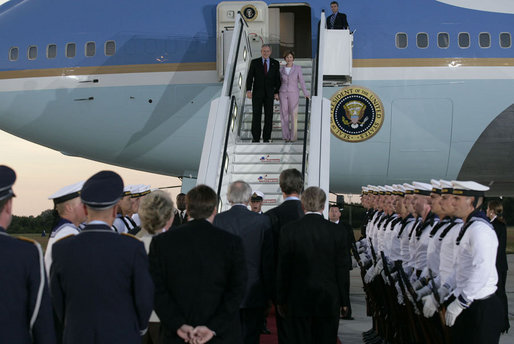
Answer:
[
  {"xmin": 50, "ymin": 171, "xmax": 154, "ymax": 344},
  {"xmin": 0, "ymin": 165, "xmax": 56, "ymax": 344}
]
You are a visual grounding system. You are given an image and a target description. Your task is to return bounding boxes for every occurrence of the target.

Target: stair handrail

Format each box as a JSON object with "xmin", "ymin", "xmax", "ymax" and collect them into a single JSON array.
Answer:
[{"xmin": 197, "ymin": 12, "xmax": 251, "ymax": 200}]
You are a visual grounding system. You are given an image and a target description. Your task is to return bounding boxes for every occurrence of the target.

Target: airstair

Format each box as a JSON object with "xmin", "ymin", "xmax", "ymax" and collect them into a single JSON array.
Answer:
[{"xmin": 197, "ymin": 12, "xmax": 340, "ymax": 213}]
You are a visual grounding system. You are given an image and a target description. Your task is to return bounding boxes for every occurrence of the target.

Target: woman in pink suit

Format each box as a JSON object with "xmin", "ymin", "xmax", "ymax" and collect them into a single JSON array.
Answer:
[{"xmin": 279, "ymin": 50, "xmax": 310, "ymax": 142}]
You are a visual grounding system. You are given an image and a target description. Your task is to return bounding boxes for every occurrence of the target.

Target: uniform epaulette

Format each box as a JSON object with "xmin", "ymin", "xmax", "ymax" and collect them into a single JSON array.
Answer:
[
  {"xmin": 121, "ymin": 232, "xmax": 141, "ymax": 241},
  {"xmin": 55, "ymin": 234, "xmax": 75, "ymax": 243}
]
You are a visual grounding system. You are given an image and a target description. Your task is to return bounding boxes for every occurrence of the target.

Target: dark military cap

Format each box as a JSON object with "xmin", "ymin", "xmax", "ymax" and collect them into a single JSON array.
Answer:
[
  {"xmin": 81, "ymin": 171, "xmax": 124, "ymax": 209},
  {"xmin": 0, "ymin": 165, "xmax": 16, "ymax": 201}
]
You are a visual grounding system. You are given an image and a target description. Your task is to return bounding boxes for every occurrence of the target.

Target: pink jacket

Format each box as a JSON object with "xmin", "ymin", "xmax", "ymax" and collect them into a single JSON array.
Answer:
[{"xmin": 279, "ymin": 64, "xmax": 309, "ymax": 97}]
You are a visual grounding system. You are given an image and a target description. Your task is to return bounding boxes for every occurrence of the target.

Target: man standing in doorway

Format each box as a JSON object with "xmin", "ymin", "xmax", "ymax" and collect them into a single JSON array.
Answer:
[
  {"xmin": 246, "ymin": 44, "xmax": 281, "ymax": 143},
  {"xmin": 327, "ymin": 1, "xmax": 349, "ymax": 30}
]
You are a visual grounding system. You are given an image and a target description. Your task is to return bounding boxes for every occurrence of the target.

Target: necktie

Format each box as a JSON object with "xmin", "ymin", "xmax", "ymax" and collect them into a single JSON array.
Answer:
[
  {"xmin": 330, "ymin": 14, "xmax": 336, "ymax": 28},
  {"xmin": 180, "ymin": 211, "xmax": 184, "ymax": 221},
  {"xmin": 264, "ymin": 59, "xmax": 268, "ymax": 75}
]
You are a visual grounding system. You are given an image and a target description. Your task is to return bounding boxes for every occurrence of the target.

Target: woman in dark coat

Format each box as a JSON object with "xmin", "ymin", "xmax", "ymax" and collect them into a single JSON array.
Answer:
[{"xmin": 487, "ymin": 199, "xmax": 510, "ymax": 333}]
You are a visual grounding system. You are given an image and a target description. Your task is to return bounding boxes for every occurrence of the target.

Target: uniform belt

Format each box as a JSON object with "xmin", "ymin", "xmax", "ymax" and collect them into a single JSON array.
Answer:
[{"xmin": 475, "ymin": 293, "xmax": 495, "ymax": 301}]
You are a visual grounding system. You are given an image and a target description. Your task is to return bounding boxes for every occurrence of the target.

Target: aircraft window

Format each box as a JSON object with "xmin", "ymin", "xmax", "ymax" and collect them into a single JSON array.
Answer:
[
  {"xmin": 458, "ymin": 32, "xmax": 470, "ymax": 48},
  {"xmin": 47, "ymin": 44, "xmax": 57, "ymax": 59},
  {"xmin": 85, "ymin": 42, "xmax": 96, "ymax": 57},
  {"xmin": 416, "ymin": 33, "xmax": 429, "ymax": 48},
  {"xmin": 66, "ymin": 43, "xmax": 76, "ymax": 58},
  {"xmin": 500, "ymin": 32, "xmax": 511, "ymax": 48},
  {"xmin": 437, "ymin": 33, "xmax": 449, "ymax": 48},
  {"xmin": 395, "ymin": 33, "xmax": 407, "ymax": 49},
  {"xmin": 9, "ymin": 47, "xmax": 18, "ymax": 61},
  {"xmin": 105, "ymin": 41, "xmax": 116, "ymax": 56},
  {"xmin": 28, "ymin": 46, "xmax": 37, "ymax": 60},
  {"xmin": 479, "ymin": 32, "xmax": 490, "ymax": 48}
]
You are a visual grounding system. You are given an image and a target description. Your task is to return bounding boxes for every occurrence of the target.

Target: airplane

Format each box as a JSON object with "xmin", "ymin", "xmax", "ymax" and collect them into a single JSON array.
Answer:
[{"xmin": 0, "ymin": 0, "xmax": 513, "ymax": 196}]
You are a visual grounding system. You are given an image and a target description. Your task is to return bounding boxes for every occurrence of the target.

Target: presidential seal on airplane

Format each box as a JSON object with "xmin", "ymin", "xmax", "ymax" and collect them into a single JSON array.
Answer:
[{"xmin": 330, "ymin": 86, "xmax": 384, "ymax": 143}]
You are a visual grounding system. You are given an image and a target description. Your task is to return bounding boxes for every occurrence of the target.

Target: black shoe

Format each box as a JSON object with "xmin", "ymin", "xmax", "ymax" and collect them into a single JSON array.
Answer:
[
  {"xmin": 342, "ymin": 316, "xmax": 354, "ymax": 320},
  {"xmin": 252, "ymin": 140, "xmax": 259, "ymax": 143},
  {"xmin": 263, "ymin": 140, "xmax": 270, "ymax": 143}
]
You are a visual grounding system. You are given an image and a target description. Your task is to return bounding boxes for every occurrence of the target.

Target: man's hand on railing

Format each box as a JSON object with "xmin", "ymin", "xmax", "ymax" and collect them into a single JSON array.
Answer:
[{"xmin": 246, "ymin": 91, "xmax": 252, "ymax": 99}]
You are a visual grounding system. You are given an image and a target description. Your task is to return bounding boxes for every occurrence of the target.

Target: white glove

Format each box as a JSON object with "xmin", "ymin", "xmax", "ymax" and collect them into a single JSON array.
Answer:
[
  {"xmin": 374, "ymin": 259, "xmax": 384, "ymax": 275},
  {"xmin": 412, "ymin": 279, "xmax": 424, "ymax": 290},
  {"xmin": 437, "ymin": 284, "xmax": 451, "ymax": 302},
  {"xmin": 445, "ymin": 299, "xmax": 465, "ymax": 327},
  {"xmin": 351, "ymin": 257, "xmax": 358, "ymax": 268},
  {"xmin": 422, "ymin": 293, "xmax": 438, "ymax": 318},
  {"xmin": 390, "ymin": 271, "xmax": 398, "ymax": 282},
  {"xmin": 395, "ymin": 281, "xmax": 404, "ymax": 305},
  {"xmin": 364, "ymin": 267, "xmax": 375, "ymax": 284},
  {"xmin": 381, "ymin": 270, "xmax": 389, "ymax": 285},
  {"xmin": 416, "ymin": 285, "xmax": 432, "ymax": 301}
]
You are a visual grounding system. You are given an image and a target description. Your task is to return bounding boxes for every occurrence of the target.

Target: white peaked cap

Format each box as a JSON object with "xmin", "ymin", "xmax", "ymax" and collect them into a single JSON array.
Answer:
[{"xmin": 49, "ymin": 180, "xmax": 84, "ymax": 204}]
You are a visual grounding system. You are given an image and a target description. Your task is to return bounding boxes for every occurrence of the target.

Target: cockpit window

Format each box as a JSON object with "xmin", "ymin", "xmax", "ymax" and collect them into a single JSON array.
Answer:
[{"xmin": 9, "ymin": 47, "xmax": 18, "ymax": 61}]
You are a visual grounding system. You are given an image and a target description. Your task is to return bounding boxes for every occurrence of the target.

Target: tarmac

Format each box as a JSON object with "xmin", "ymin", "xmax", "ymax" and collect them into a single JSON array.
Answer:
[{"xmin": 337, "ymin": 255, "xmax": 514, "ymax": 343}]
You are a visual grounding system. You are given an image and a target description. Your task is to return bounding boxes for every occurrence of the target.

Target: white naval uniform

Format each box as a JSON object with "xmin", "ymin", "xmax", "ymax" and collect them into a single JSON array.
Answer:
[
  {"xmin": 389, "ymin": 218, "xmax": 404, "ymax": 262},
  {"xmin": 399, "ymin": 216, "xmax": 415, "ymax": 263},
  {"xmin": 438, "ymin": 219, "xmax": 463, "ymax": 290},
  {"xmin": 44, "ymin": 219, "xmax": 80, "ymax": 276},
  {"xmin": 414, "ymin": 215, "xmax": 439, "ymax": 272},
  {"xmin": 453, "ymin": 216, "xmax": 498, "ymax": 302}
]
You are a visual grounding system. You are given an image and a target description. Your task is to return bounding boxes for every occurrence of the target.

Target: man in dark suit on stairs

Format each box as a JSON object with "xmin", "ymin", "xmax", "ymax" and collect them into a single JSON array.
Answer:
[
  {"xmin": 246, "ymin": 44, "xmax": 281, "ymax": 143},
  {"xmin": 214, "ymin": 181, "xmax": 274, "ymax": 344},
  {"xmin": 277, "ymin": 187, "xmax": 350, "ymax": 344}
]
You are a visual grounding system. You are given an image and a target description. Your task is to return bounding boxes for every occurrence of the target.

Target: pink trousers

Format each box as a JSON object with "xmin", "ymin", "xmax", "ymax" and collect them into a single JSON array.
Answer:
[{"xmin": 279, "ymin": 91, "xmax": 299, "ymax": 141}]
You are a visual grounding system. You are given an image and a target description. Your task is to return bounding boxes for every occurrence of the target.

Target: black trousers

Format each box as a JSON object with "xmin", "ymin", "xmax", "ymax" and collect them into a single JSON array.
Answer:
[
  {"xmin": 276, "ymin": 310, "xmax": 290, "ymax": 344},
  {"xmin": 452, "ymin": 294, "xmax": 504, "ymax": 344},
  {"xmin": 288, "ymin": 315, "xmax": 339, "ymax": 344},
  {"xmin": 496, "ymin": 269, "xmax": 510, "ymax": 332},
  {"xmin": 239, "ymin": 308, "xmax": 264, "ymax": 344},
  {"xmin": 251, "ymin": 96, "xmax": 274, "ymax": 141}
]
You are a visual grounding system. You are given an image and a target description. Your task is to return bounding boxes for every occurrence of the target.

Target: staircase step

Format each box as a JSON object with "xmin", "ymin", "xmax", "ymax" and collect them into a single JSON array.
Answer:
[
  {"xmin": 234, "ymin": 143, "xmax": 303, "ymax": 153},
  {"xmin": 229, "ymin": 173, "xmax": 281, "ymax": 184},
  {"xmin": 241, "ymin": 114, "xmax": 307, "ymax": 122},
  {"xmin": 232, "ymin": 153, "xmax": 303, "ymax": 164},
  {"xmin": 231, "ymin": 163, "xmax": 302, "ymax": 173},
  {"xmin": 240, "ymin": 122, "xmax": 305, "ymax": 132},
  {"xmin": 239, "ymin": 131, "xmax": 305, "ymax": 140}
]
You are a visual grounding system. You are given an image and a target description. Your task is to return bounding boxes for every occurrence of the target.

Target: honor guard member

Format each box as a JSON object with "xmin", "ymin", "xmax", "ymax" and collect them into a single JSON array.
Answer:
[
  {"xmin": 445, "ymin": 181, "xmax": 504, "ymax": 343},
  {"xmin": 112, "ymin": 184, "xmax": 134, "ymax": 233},
  {"xmin": 50, "ymin": 171, "xmax": 154, "ymax": 344},
  {"xmin": 44, "ymin": 181, "xmax": 85, "ymax": 275},
  {"xmin": 250, "ymin": 190, "xmax": 265, "ymax": 213},
  {"xmin": 130, "ymin": 184, "xmax": 151, "ymax": 232},
  {"xmin": 0, "ymin": 165, "xmax": 56, "ymax": 344}
]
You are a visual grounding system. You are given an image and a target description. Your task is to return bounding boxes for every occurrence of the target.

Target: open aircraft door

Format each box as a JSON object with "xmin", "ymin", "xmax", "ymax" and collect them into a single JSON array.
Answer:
[{"xmin": 216, "ymin": 1, "xmax": 269, "ymax": 80}]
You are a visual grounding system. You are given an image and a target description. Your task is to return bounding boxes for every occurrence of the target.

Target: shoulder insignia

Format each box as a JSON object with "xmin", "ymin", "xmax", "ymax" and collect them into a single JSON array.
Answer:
[
  {"xmin": 55, "ymin": 234, "xmax": 75, "ymax": 243},
  {"xmin": 121, "ymin": 232, "xmax": 141, "ymax": 241}
]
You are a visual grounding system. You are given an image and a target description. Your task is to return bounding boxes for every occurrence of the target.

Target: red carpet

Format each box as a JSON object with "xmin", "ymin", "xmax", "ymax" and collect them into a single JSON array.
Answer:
[{"xmin": 260, "ymin": 306, "xmax": 342, "ymax": 344}]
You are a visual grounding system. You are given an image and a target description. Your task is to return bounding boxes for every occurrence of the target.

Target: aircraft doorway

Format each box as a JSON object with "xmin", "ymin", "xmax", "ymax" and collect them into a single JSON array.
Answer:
[{"xmin": 269, "ymin": 3, "xmax": 312, "ymax": 59}]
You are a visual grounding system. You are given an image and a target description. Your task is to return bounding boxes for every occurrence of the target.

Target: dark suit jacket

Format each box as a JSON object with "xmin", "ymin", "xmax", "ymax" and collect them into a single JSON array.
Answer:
[
  {"xmin": 277, "ymin": 214, "xmax": 349, "ymax": 317},
  {"xmin": 51, "ymin": 223, "xmax": 154, "ymax": 344},
  {"xmin": 0, "ymin": 228, "xmax": 56, "ymax": 344},
  {"xmin": 246, "ymin": 57, "xmax": 281, "ymax": 98},
  {"xmin": 213, "ymin": 205, "xmax": 274, "ymax": 308},
  {"xmin": 491, "ymin": 218, "xmax": 508, "ymax": 272},
  {"xmin": 326, "ymin": 12, "xmax": 349, "ymax": 30},
  {"xmin": 149, "ymin": 219, "xmax": 247, "ymax": 343},
  {"xmin": 171, "ymin": 210, "xmax": 188, "ymax": 228},
  {"xmin": 266, "ymin": 199, "xmax": 304, "ymax": 267}
]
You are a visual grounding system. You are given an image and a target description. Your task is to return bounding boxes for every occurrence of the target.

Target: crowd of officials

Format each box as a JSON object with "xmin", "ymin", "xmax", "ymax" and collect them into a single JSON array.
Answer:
[
  {"xmin": 356, "ymin": 181, "xmax": 510, "ymax": 344},
  {"xmin": 0, "ymin": 165, "xmax": 352, "ymax": 344}
]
